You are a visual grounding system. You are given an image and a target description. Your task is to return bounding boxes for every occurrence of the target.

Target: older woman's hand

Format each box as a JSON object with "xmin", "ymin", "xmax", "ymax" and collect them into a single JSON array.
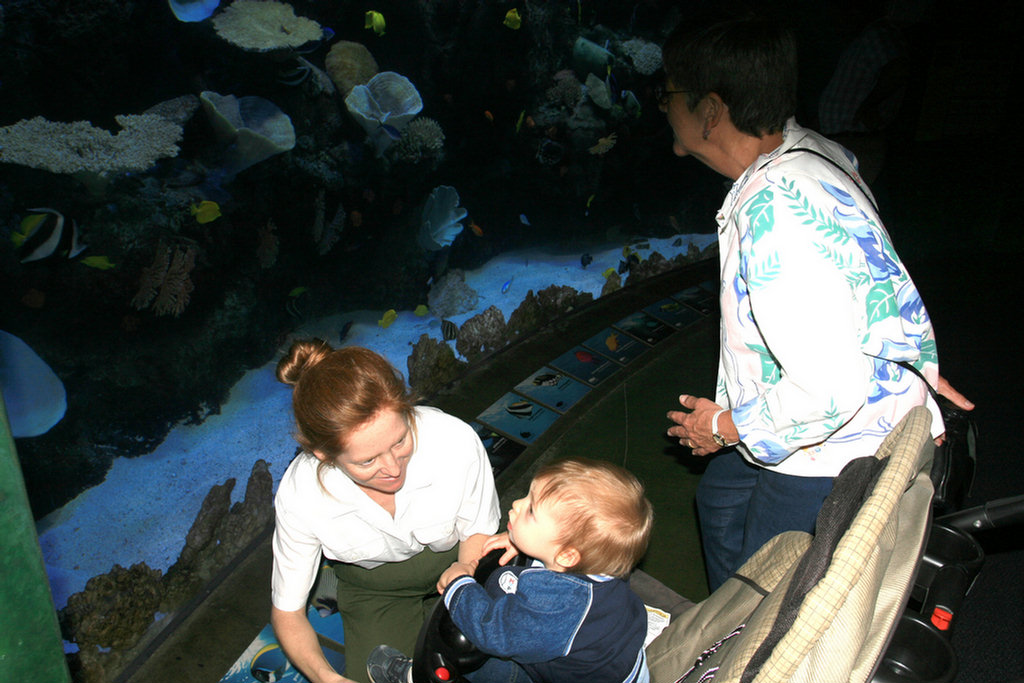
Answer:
[
  {"xmin": 667, "ymin": 394, "xmax": 729, "ymax": 457},
  {"xmin": 934, "ymin": 374, "xmax": 974, "ymax": 446},
  {"xmin": 937, "ymin": 374, "xmax": 974, "ymax": 411}
]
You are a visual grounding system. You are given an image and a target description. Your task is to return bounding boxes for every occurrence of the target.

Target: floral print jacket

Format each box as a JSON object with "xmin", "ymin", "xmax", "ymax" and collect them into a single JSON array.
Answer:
[{"xmin": 716, "ymin": 119, "xmax": 941, "ymax": 477}]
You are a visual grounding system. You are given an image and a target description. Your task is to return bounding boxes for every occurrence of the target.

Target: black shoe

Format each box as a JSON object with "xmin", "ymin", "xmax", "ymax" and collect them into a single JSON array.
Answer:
[{"xmin": 366, "ymin": 644, "xmax": 413, "ymax": 683}]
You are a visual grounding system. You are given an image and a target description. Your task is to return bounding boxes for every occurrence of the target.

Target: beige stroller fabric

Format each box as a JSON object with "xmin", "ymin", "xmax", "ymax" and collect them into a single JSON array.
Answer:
[{"xmin": 646, "ymin": 406, "xmax": 935, "ymax": 683}]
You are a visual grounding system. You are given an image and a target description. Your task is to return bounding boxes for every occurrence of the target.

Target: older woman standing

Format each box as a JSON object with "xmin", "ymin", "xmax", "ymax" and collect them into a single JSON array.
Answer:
[
  {"xmin": 660, "ymin": 17, "xmax": 972, "ymax": 591},
  {"xmin": 272, "ymin": 341, "xmax": 500, "ymax": 683}
]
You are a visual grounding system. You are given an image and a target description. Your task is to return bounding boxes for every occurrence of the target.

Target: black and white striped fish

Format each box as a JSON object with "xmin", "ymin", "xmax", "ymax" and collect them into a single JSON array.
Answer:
[
  {"xmin": 441, "ymin": 319, "xmax": 459, "ymax": 341},
  {"xmin": 15, "ymin": 208, "xmax": 87, "ymax": 263}
]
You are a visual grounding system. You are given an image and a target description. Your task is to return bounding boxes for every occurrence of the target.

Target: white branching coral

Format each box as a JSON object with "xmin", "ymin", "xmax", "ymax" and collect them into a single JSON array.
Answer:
[
  {"xmin": 621, "ymin": 38, "xmax": 663, "ymax": 76},
  {"xmin": 0, "ymin": 114, "xmax": 183, "ymax": 175}
]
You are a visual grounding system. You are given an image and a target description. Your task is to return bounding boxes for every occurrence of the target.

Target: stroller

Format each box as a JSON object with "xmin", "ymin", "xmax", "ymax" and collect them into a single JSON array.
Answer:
[{"xmin": 409, "ymin": 406, "xmax": 1024, "ymax": 683}]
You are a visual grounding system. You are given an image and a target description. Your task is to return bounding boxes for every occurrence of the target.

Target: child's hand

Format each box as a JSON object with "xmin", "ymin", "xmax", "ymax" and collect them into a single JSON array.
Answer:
[
  {"xmin": 437, "ymin": 561, "xmax": 474, "ymax": 593},
  {"xmin": 483, "ymin": 532, "xmax": 519, "ymax": 566}
]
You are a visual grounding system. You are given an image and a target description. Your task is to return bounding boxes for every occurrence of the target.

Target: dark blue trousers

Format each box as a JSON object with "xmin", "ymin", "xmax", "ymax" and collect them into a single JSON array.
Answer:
[{"xmin": 695, "ymin": 449, "xmax": 835, "ymax": 592}]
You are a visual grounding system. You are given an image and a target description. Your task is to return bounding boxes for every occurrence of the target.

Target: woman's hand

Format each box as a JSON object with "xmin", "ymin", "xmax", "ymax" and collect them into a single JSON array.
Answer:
[
  {"xmin": 934, "ymin": 374, "xmax": 974, "ymax": 445},
  {"xmin": 271, "ymin": 606, "xmax": 357, "ymax": 683},
  {"xmin": 482, "ymin": 532, "xmax": 519, "ymax": 566},
  {"xmin": 937, "ymin": 375, "xmax": 974, "ymax": 411},
  {"xmin": 667, "ymin": 394, "xmax": 732, "ymax": 456}
]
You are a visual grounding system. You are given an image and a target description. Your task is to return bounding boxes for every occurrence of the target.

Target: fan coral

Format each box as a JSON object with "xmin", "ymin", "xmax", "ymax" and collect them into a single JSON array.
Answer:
[
  {"xmin": 132, "ymin": 243, "xmax": 197, "ymax": 317},
  {"xmin": 200, "ymin": 91, "xmax": 296, "ymax": 176},
  {"xmin": 0, "ymin": 115, "xmax": 182, "ymax": 175},
  {"xmin": 344, "ymin": 72, "xmax": 422, "ymax": 136},
  {"xmin": 621, "ymin": 38, "xmax": 663, "ymax": 76},
  {"xmin": 393, "ymin": 118, "xmax": 445, "ymax": 164},
  {"xmin": 212, "ymin": 0, "xmax": 322, "ymax": 51}
]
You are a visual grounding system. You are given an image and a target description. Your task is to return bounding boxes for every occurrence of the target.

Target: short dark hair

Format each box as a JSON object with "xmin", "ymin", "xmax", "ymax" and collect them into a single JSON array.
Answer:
[{"xmin": 662, "ymin": 17, "xmax": 797, "ymax": 137}]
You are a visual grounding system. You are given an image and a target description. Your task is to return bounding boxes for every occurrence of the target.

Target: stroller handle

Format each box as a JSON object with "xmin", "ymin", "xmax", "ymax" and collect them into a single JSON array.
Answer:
[{"xmin": 936, "ymin": 493, "xmax": 1024, "ymax": 533}]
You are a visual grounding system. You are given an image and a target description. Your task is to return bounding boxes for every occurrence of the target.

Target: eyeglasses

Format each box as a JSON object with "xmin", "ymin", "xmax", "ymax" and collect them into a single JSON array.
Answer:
[{"xmin": 654, "ymin": 83, "xmax": 688, "ymax": 107}]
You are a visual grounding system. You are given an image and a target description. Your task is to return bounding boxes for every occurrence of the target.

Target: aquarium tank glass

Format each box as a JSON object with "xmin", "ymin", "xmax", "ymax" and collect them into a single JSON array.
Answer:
[{"xmin": 0, "ymin": 1, "xmax": 732, "ymax": 678}]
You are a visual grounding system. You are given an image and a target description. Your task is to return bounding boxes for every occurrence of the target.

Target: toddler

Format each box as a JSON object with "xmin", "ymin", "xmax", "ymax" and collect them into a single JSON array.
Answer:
[{"xmin": 367, "ymin": 457, "xmax": 654, "ymax": 683}]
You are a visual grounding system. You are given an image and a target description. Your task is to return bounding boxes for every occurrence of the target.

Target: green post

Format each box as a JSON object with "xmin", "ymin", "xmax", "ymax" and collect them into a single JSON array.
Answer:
[{"xmin": 0, "ymin": 395, "xmax": 71, "ymax": 682}]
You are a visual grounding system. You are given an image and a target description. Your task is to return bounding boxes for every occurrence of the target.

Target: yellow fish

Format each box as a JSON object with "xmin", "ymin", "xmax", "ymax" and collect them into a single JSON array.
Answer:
[
  {"xmin": 288, "ymin": 286, "xmax": 309, "ymax": 298},
  {"xmin": 414, "ymin": 304, "xmax": 429, "ymax": 316},
  {"xmin": 11, "ymin": 213, "xmax": 45, "ymax": 247},
  {"xmin": 504, "ymin": 8, "xmax": 522, "ymax": 30},
  {"xmin": 365, "ymin": 10, "xmax": 386, "ymax": 36},
  {"xmin": 602, "ymin": 266, "xmax": 617, "ymax": 279},
  {"xmin": 515, "ymin": 110, "xmax": 525, "ymax": 133},
  {"xmin": 80, "ymin": 255, "xmax": 116, "ymax": 270},
  {"xmin": 605, "ymin": 333, "xmax": 619, "ymax": 351},
  {"xmin": 191, "ymin": 200, "xmax": 221, "ymax": 224},
  {"xmin": 378, "ymin": 309, "xmax": 398, "ymax": 328}
]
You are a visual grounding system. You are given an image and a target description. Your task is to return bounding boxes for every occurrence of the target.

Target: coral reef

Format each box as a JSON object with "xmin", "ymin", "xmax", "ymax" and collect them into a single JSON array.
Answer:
[
  {"xmin": 620, "ymin": 38, "xmax": 663, "ymax": 76},
  {"xmin": 61, "ymin": 562, "xmax": 162, "ymax": 653},
  {"xmin": 162, "ymin": 459, "xmax": 274, "ymax": 609},
  {"xmin": 0, "ymin": 114, "xmax": 182, "ymax": 175},
  {"xmin": 585, "ymin": 73, "xmax": 613, "ymax": 109},
  {"xmin": 455, "ymin": 305, "xmax": 507, "ymax": 363},
  {"xmin": 311, "ymin": 190, "xmax": 345, "ymax": 255},
  {"xmin": 324, "ymin": 40, "xmax": 379, "ymax": 96},
  {"xmin": 200, "ymin": 91, "xmax": 296, "ymax": 176},
  {"xmin": 131, "ymin": 243, "xmax": 197, "ymax": 317},
  {"xmin": 392, "ymin": 117, "xmax": 445, "ymax": 165},
  {"xmin": 212, "ymin": 0, "xmax": 322, "ymax": 51},
  {"xmin": 544, "ymin": 70, "xmax": 583, "ymax": 109},
  {"xmin": 418, "ymin": 185, "xmax": 467, "ymax": 251},
  {"xmin": 59, "ymin": 460, "xmax": 274, "ymax": 682},
  {"xmin": 601, "ymin": 271, "xmax": 623, "ymax": 297},
  {"xmin": 407, "ymin": 334, "xmax": 467, "ymax": 396},
  {"xmin": 572, "ymin": 36, "xmax": 613, "ymax": 77},
  {"xmin": 345, "ymin": 71, "xmax": 423, "ymax": 153},
  {"xmin": 143, "ymin": 94, "xmax": 200, "ymax": 127},
  {"xmin": 506, "ymin": 285, "xmax": 594, "ymax": 338},
  {"xmin": 427, "ymin": 269, "xmax": 479, "ymax": 319}
]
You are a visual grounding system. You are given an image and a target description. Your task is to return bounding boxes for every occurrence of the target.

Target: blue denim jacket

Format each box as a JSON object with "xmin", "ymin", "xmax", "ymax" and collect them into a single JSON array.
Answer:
[{"xmin": 444, "ymin": 562, "xmax": 648, "ymax": 683}]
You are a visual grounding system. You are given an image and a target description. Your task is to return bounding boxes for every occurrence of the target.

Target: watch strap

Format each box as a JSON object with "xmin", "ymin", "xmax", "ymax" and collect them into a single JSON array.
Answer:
[{"xmin": 712, "ymin": 409, "xmax": 737, "ymax": 447}]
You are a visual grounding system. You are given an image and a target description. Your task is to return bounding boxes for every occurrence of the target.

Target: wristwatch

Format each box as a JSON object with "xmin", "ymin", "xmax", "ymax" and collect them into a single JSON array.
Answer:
[{"xmin": 711, "ymin": 409, "xmax": 736, "ymax": 447}]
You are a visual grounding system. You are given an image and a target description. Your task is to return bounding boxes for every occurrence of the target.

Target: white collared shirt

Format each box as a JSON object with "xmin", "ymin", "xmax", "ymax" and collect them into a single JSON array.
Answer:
[{"xmin": 272, "ymin": 406, "xmax": 500, "ymax": 611}]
